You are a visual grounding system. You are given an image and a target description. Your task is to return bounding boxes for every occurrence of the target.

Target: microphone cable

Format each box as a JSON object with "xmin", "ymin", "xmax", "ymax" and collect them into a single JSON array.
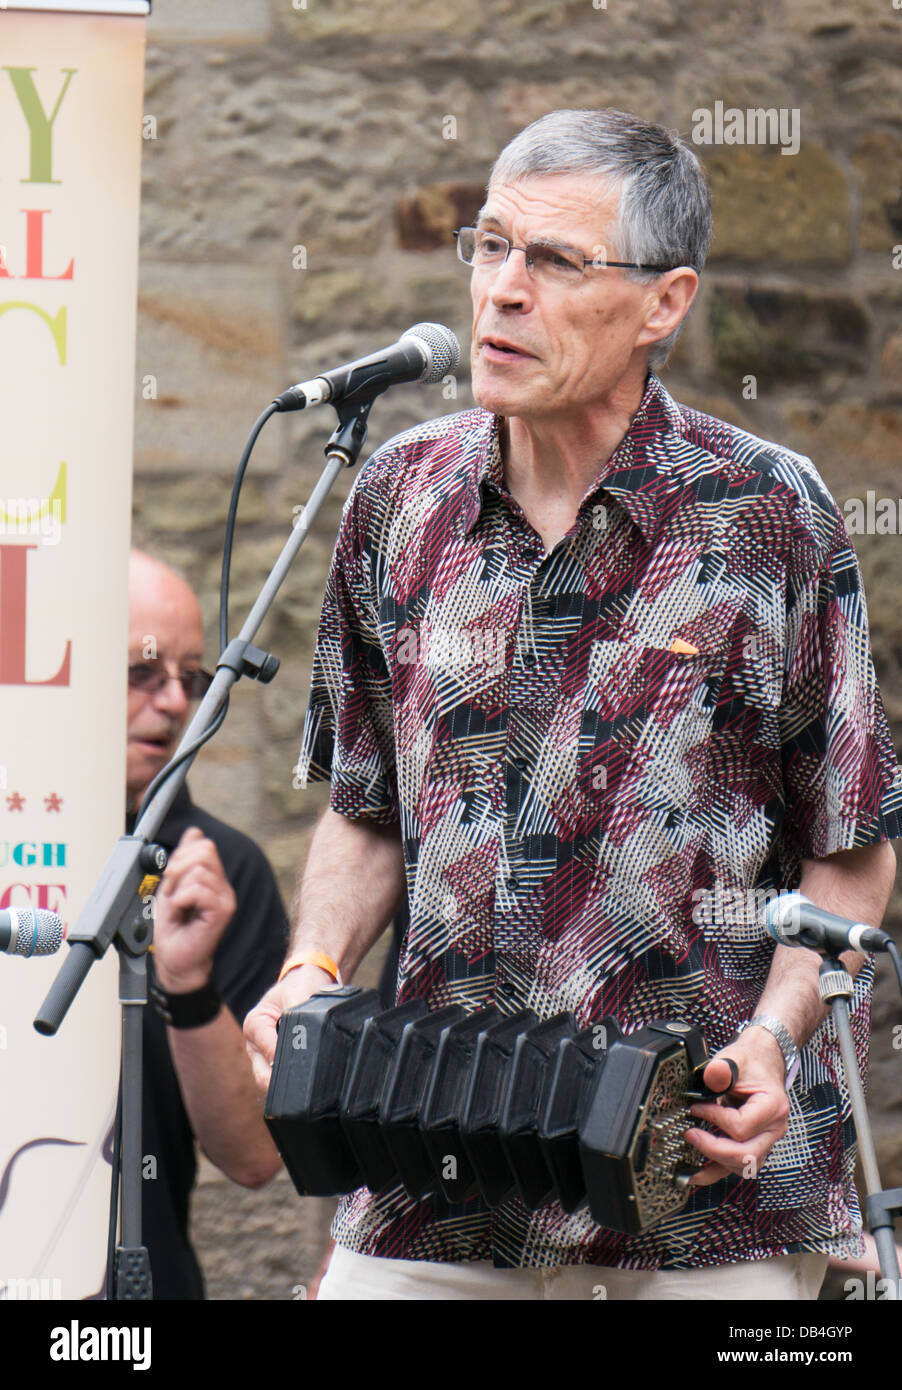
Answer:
[
  {"xmin": 887, "ymin": 939, "xmax": 902, "ymax": 1000},
  {"xmin": 133, "ymin": 695, "xmax": 231, "ymax": 827},
  {"xmin": 219, "ymin": 403, "xmax": 278, "ymax": 655},
  {"xmin": 104, "ymin": 1067, "xmax": 123, "ymax": 1301}
]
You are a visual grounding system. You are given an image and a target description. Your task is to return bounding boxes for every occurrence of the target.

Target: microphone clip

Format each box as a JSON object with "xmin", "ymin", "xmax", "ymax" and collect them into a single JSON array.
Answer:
[{"xmin": 325, "ymin": 396, "xmax": 375, "ymax": 469}]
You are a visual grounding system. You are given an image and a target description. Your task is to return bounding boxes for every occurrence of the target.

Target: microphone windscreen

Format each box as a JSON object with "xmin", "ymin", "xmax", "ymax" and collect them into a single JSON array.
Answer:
[
  {"xmin": 7, "ymin": 908, "xmax": 65, "ymax": 956},
  {"xmin": 405, "ymin": 323, "xmax": 460, "ymax": 381},
  {"xmin": 760, "ymin": 891, "xmax": 809, "ymax": 945}
]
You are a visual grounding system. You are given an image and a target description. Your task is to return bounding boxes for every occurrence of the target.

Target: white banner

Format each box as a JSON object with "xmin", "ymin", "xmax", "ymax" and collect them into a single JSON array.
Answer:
[{"xmin": 0, "ymin": 6, "xmax": 148, "ymax": 1300}]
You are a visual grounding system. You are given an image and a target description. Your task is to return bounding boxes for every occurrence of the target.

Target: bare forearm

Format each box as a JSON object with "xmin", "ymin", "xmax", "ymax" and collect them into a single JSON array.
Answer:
[
  {"xmin": 758, "ymin": 841, "xmax": 898, "ymax": 1049},
  {"xmin": 166, "ymin": 1005, "xmax": 282, "ymax": 1187},
  {"xmin": 244, "ymin": 809, "xmax": 407, "ymax": 1092},
  {"xmin": 287, "ymin": 807, "xmax": 407, "ymax": 979},
  {"xmin": 689, "ymin": 841, "xmax": 898, "ymax": 1183}
]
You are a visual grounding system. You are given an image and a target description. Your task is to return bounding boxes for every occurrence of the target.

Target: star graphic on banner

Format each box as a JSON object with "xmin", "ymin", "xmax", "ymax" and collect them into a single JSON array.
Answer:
[
  {"xmin": 7, "ymin": 791, "xmax": 25, "ymax": 811},
  {"xmin": 45, "ymin": 792, "xmax": 63, "ymax": 812}
]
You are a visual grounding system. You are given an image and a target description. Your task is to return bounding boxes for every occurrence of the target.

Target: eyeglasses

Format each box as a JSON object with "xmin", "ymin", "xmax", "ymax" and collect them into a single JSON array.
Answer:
[
  {"xmin": 453, "ymin": 227, "xmax": 676, "ymax": 285},
  {"xmin": 128, "ymin": 663, "xmax": 213, "ymax": 699}
]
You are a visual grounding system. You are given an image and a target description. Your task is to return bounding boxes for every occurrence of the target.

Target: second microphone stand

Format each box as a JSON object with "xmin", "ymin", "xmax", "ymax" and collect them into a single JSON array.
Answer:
[{"xmin": 818, "ymin": 956, "xmax": 902, "ymax": 1298}]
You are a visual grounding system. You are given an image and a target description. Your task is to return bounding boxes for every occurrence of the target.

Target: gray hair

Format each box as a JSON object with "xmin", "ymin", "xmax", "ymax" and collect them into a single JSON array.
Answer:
[{"xmin": 488, "ymin": 109, "xmax": 713, "ymax": 370}]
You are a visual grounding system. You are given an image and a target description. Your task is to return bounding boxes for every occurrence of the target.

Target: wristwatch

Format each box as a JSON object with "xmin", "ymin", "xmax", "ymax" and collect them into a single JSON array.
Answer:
[
  {"xmin": 149, "ymin": 976, "xmax": 222, "ymax": 1029},
  {"xmin": 733, "ymin": 1014, "xmax": 800, "ymax": 1090}
]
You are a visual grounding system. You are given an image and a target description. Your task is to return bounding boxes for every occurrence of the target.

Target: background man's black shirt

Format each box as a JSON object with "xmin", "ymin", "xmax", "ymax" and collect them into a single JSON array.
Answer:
[{"xmin": 126, "ymin": 784, "xmax": 288, "ymax": 1300}]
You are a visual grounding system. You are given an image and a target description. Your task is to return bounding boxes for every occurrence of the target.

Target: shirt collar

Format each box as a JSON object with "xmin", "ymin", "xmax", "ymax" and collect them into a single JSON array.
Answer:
[{"xmin": 461, "ymin": 372, "xmax": 685, "ymax": 545}]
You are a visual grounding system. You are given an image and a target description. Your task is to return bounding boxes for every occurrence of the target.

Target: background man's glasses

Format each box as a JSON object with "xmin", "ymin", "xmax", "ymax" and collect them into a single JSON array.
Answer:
[
  {"xmin": 453, "ymin": 226, "xmax": 676, "ymax": 285},
  {"xmin": 128, "ymin": 663, "xmax": 213, "ymax": 699}
]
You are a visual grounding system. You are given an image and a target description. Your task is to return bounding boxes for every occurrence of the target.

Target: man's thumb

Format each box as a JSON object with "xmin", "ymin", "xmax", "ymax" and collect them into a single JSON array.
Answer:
[{"xmin": 702, "ymin": 1053, "xmax": 739, "ymax": 1097}]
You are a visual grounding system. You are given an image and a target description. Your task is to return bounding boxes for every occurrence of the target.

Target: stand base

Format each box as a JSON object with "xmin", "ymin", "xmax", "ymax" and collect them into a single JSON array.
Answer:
[{"xmin": 114, "ymin": 1247, "xmax": 153, "ymax": 1300}]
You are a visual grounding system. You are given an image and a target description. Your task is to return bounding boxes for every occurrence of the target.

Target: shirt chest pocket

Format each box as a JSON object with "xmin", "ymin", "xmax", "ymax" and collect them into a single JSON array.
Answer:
[{"xmin": 577, "ymin": 638, "xmax": 726, "ymax": 809}]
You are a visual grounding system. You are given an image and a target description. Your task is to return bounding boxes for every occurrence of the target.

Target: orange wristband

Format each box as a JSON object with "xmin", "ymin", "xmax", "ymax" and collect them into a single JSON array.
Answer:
[{"xmin": 278, "ymin": 950, "xmax": 342, "ymax": 986}]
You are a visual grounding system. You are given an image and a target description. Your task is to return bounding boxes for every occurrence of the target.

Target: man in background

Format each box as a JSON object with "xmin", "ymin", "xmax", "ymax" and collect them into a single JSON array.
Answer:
[{"xmin": 127, "ymin": 549, "xmax": 286, "ymax": 1298}]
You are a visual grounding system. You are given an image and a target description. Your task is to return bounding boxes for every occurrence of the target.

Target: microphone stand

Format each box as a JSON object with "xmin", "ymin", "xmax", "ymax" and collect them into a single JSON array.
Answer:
[
  {"xmin": 818, "ymin": 956, "xmax": 902, "ymax": 1298},
  {"xmin": 33, "ymin": 395, "xmax": 374, "ymax": 1299}
]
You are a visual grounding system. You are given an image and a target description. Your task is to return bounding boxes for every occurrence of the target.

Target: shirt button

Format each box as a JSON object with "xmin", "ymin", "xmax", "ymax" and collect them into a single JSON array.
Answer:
[
  {"xmin": 510, "ymin": 756, "xmax": 529, "ymax": 773},
  {"xmin": 506, "ymin": 874, "xmax": 520, "ymax": 891},
  {"xmin": 523, "ymin": 652, "xmax": 537, "ymax": 667},
  {"xmin": 497, "ymin": 979, "xmax": 516, "ymax": 998}
]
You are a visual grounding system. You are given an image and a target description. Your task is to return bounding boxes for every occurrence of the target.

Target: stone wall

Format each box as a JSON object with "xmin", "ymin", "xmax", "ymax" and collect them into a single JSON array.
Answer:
[{"xmin": 133, "ymin": 0, "xmax": 902, "ymax": 1296}]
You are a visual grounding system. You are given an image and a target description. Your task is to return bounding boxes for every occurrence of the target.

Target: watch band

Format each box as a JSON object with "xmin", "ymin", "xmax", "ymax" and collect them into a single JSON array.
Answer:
[
  {"xmin": 150, "ymin": 977, "xmax": 222, "ymax": 1030},
  {"xmin": 734, "ymin": 1014, "xmax": 800, "ymax": 1089}
]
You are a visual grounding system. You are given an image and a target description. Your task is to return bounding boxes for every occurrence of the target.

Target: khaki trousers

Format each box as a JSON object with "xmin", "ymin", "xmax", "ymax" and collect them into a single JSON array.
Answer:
[{"xmin": 317, "ymin": 1243, "xmax": 828, "ymax": 1301}]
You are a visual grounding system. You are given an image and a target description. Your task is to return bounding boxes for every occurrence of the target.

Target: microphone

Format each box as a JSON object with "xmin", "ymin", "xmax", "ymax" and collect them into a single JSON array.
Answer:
[
  {"xmin": 0, "ymin": 907, "xmax": 65, "ymax": 957},
  {"xmin": 762, "ymin": 892, "xmax": 892, "ymax": 955},
  {"xmin": 273, "ymin": 322, "xmax": 460, "ymax": 412}
]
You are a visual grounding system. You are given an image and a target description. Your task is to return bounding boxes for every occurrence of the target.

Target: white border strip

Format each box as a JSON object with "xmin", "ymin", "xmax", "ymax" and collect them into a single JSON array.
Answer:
[{"xmin": 3, "ymin": 2, "xmax": 150, "ymax": 14}]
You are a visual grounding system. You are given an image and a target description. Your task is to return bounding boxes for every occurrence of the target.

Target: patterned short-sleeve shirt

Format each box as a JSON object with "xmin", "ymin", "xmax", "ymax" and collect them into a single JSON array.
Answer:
[{"xmin": 296, "ymin": 372, "xmax": 901, "ymax": 1269}]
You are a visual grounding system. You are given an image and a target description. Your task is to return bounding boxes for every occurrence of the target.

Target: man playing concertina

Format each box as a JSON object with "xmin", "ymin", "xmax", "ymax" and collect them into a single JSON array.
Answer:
[
  {"xmin": 127, "ymin": 549, "xmax": 285, "ymax": 1298},
  {"xmin": 245, "ymin": 109, "xmax": 900, "ymax": 1301}
]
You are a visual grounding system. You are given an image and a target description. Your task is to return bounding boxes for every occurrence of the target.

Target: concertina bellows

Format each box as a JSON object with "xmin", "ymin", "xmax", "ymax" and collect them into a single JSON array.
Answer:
[{"xmin": 264, "ymin": 986, "xmax": 735, "ymax": 1234}]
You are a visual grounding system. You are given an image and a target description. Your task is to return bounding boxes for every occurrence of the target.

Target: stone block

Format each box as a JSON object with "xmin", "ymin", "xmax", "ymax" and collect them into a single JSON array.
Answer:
[
  {"xmin": 708, "ymin": 284, "xmax": 870, "ymax": 387},
  {"xmin": 781, "ymin": 0, "xmax": 895, "ymax": 37},
  {"xmin": 263, "ymin": 665, "xmax": 317, "ymax": 742},
  {"xmin": 495, "ymin": 76, "xmax": 671, "ymax": 136},
  {"xmin": 880, "ymin": 329, "xmax": 902, "ymax": 389},
  {"xmin": 184, "ymin": 682, "xmax": 267, "ymax": 837},
  {"xmin": 192, "ymin": 1175, "xmax": 336, "ymax": 1300},
  {"xmin": 395, "ymin": 184, "xmax": 485, "ymax": 253},
  {"xmin": 274, "ymin": 0, "xmax": 484, "ymax": 36},
  {"xmin": 148, "ymin": 0, "xmax": 271, "ymax": 43},
  {"xmin": 781, "ymin": 399, "xmax": 902, "ymax": 482},
  {"xmin": 847, "ymin": 533, "xmax": 902, "ymax": 724},
  {"xmin": 264, "ymin": 743, "xmax": 310, "ymax": 819},
  {"xmin": 822, "ymin": 54, "xmax": 902, "ymax": 124},
  {"xmin": 143, "ymin": 50, "xmax": 180, "ymax": 104},
  {"xmin": 141, "ymin": 171, "xmax": 287, "ymax": 259},
  {"xmin": 876, "ymin": 1131, "xmax": 902, "ymax": 1190},
  {"xmin": 702, "ymin": 146, "xmax": 850, "ymax": 266},
  {"xmin": 201, "ymin": 535, "xmax": 309, "ymax": 627},
  {"xmin": 132, "ymin": 473, "xmax": 267, "ymax": 536},
  {"xmin": 402, "ymin": 272, "xmax": 472, "ymax": 333},
  {"xmin": 145, "ymin": 60, "xmax": 494, "ymax": 220},
  {"xmin": 868, "ymin": 276, "xmax": 902, "ymax": 307},
  {"xmin": 853, "ymin": 132, "xmax": 902, "ymax": 255},
  {"xmin": 291, "ymin": 267, "xmax": 397, "ymax": 329},
  {"xmin": 134, "ymin": 263, "xmax": 283, "ymax": 475},
  {"xmin": 674, "ymin": 56, "xmax": 800, "ymax": 138},
  {"xmin": 289, "ymin": 177, "xmax": 387, "ymax": 261},
  {"xmin": 490, "ymin": 0, "xmax": 681, "ymax": 33}
]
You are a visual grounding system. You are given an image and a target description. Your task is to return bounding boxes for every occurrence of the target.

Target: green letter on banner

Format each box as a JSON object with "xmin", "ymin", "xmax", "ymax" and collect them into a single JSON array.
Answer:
[{"xmin": 3, "ymin": 68, "xmax": 77, "ymax": 184}]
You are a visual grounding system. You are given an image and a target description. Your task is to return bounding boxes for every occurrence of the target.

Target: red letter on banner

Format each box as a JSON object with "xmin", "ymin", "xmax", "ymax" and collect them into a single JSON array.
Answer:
[
  {"xmin": 23, "ymin": 209, "xmax": 74, "ymax": 280},
  {"xmin": 0, "ymin": 544, "xmax": 71, "ymax": 685}
]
